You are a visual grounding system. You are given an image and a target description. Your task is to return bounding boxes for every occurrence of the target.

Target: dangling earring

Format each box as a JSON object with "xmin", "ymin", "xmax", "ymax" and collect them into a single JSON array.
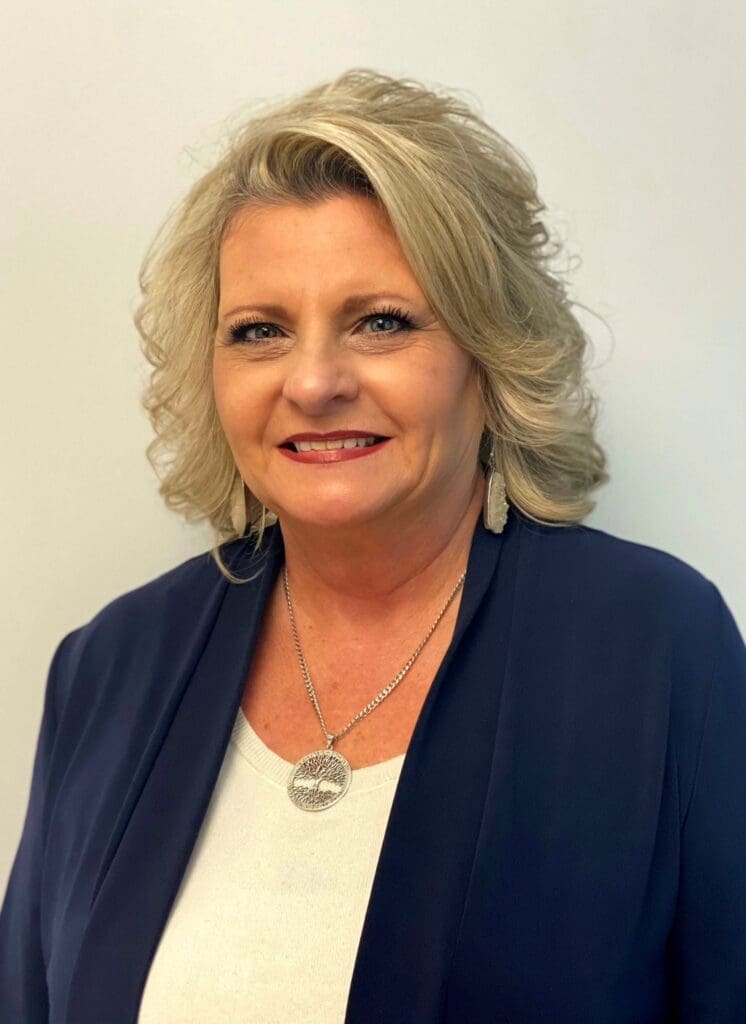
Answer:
[
  {"xmin": 259, "ymin": 502, "xmax": 278, "ymax": 529},
  {"xmin": 482, "ymin": 438, "xmax": 508, "ymax": 534},
  {"xmin": 229, "ymin": 471, "xmax": 247, "ymax": 537}
]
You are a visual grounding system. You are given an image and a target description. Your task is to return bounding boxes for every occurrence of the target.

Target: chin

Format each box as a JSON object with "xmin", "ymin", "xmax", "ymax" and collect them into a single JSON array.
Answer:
[{"xmin": 279, "ymin": 503, "xmax": 391, "ymax": 530}]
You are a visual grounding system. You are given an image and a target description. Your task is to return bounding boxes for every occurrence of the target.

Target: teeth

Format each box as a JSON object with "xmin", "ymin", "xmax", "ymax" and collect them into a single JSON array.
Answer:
[{"xmin": 294, "ymin": 436, "xmax": 379, "ymax": 452}]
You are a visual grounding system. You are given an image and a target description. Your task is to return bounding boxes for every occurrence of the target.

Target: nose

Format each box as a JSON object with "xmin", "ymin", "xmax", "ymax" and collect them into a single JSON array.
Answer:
[{"xmin": 281, "ymin": 338, "xmax": 359, "ymax": 413}]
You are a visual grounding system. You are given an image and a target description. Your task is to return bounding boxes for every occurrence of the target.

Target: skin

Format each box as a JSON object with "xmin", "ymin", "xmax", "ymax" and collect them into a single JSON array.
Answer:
[{"xmin": 212, "ymin": 193, "xmax": 487, "ymax": 642}]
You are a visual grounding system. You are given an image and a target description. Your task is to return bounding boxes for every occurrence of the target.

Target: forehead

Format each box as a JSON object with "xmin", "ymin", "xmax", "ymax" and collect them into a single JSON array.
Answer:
[
  {"xmin": 223, "ymin": 193, "xmax": 392, "ymax": 240},
  {"xmin": 214, "ymin": 195, "xmax": 425, "ymax": 313},
  {"xmin": 218, "ymin": 195, "xmax": 416, "ymax": 285}
]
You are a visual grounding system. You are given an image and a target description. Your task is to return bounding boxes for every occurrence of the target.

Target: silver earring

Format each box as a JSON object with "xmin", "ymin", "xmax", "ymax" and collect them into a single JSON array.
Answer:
[
  {"xmin": 260, "ymin": 503, "xmax": 278, "ymax": 529},
  {"xmin": 229, "ymin": 472, "xmax": 247, "ymax": 537},
  {"xmin": 482, "ymin": 440, "xmax": 508, "ymax": 534}
]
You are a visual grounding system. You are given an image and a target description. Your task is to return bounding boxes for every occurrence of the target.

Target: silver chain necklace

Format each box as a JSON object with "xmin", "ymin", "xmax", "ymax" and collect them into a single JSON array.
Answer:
[{"xmin": 283, "ymin": 564, "xmax": 467, "ymax": 811}]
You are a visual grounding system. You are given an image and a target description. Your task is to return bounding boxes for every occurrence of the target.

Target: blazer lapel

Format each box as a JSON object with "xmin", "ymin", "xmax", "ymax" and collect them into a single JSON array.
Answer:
[
  {"xmin": 64, "ymin": 530, "xmax": 284, "ymax": 1022},
  {"xmin": 64, "ymin": 511, "xmax": 520, "ymax": 1023},
  {"xmin": 344, "ymin": 511, "xmax": 519, "ymax": 1022}
]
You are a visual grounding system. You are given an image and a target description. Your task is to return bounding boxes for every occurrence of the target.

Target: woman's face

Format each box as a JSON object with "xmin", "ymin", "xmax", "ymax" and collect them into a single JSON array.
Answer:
[{"xmin": 212, "ymin": 193, "xmax": 486, "ymax": 533}]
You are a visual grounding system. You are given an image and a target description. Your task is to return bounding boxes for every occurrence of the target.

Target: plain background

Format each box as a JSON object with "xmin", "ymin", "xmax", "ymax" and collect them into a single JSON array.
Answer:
[{"xmin": 2, "ymin": 1, "xmax": 744, "ymax": 890}]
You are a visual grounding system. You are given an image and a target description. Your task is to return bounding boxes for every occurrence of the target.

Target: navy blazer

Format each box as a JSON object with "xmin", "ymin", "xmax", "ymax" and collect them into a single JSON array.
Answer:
[{"xmin": 2, "ymin": 507, "xmax": 745, "ymax": 1023}]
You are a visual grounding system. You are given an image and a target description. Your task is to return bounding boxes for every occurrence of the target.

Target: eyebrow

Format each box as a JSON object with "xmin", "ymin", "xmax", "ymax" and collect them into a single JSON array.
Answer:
[{"xmin": 220, "ymin": 292, "xmax": 416, "ymax": 322}]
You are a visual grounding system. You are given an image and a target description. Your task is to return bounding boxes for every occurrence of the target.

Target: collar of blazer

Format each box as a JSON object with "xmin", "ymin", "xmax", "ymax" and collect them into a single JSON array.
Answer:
[{"xmin": 64, "ymin": 507, "xmax": 519, "ymax": 1023}]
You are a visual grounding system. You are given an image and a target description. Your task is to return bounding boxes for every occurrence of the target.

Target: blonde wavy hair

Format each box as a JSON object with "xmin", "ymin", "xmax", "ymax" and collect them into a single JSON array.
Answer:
[{"xmin": 135, "ymin": 67, "xmax": 609, "ymax": 584}]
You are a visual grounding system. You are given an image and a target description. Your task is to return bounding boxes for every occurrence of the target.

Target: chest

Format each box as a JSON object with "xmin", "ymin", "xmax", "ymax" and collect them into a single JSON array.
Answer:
[{"xmin": 240, "ymin": 590, "xmax": 461, "ymax": 770}]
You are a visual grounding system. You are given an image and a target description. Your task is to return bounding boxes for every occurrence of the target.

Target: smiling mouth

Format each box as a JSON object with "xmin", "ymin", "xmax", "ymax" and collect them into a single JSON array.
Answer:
[{"xmin": 278, "ymin": 434, "xmax": 390, "ymax": 450}]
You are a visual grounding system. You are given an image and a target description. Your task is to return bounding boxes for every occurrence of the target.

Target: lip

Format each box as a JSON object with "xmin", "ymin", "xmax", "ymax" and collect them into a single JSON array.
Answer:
[
  {"xmin": 279, "ymin": 438, "xmax": 392, "ymax": 464},
  {"xmin": 282, "ymin": 430, "xmax": 389, "ymax": 443}
]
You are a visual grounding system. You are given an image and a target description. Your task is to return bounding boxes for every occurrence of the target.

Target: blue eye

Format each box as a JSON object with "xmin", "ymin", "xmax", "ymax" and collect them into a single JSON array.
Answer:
[
  {"xmin": 225, "ymin": 305, "xmax": 417, "ymax": 345},
  {"xmin": 228, "ymin": 319, "xmax": 281, "ymax": 344},
  {"xmin": 363, "ymin": 306, "xmax": 416, "ymax": 335}
]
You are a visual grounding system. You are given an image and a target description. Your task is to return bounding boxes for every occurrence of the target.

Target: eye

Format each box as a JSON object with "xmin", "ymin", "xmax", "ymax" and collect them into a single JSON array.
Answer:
[
  {"xmin": 226, "ymin": 318, "xmax": 282, "ymax": 344},
  {"xmin": 224, "ymin": 305, "xmax": 417, "ymax": 345},
  {"xmin": 359, "ymin": 305, "xmax": 416, "ymax": 336}
]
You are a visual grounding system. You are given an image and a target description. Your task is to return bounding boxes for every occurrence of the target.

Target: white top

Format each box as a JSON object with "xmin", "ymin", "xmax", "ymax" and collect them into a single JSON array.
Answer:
[{"xmin": 138, "ymin": 707, "xmax": 406, "ymax": 1023}]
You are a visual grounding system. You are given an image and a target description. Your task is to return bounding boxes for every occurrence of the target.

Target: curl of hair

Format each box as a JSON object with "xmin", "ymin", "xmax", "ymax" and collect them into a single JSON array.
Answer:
[{"xmin": 134, "ymin": 67, "xmax": 610, "ymax": 584}]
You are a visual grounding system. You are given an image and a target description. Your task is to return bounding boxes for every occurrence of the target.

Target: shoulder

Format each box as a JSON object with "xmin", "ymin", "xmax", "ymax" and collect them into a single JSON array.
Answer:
[
  {"xmin": 513, "ymin": 513, "xmax": 745, "ymax": 821},
  {"xmin": 65, "ymin": 548, "xmax": 222, "ymax": 647},
  {"xmin": 48, "ymin": 535, "xmax": 266, "ymax": 720},
  {"xmin": 514, "ymin": 513, "xmax": 726, "ymax": 635},
  {"xmin": 516, "ymin": 515, "xmax": 744, "ymax": 815},
  {"xmin": 512, "ymin": 513, "xmax": 740, "ymax": 719}
]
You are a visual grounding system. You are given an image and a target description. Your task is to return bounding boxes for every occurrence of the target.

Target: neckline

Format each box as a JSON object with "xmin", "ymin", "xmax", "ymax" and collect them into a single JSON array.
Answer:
[{"xmin": 231, "ymin": 705, "xmax": 407, "ymax": 794}]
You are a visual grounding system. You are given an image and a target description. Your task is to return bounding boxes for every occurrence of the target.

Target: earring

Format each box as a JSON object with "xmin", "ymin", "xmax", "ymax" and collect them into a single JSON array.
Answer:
[
  {"xmin": 229, "ymin": 472, "xmax": 247, "ymax": 537},
  {"xmin": 482, "ymin": 439, "xmax": 508, "ymax": 534},
  {"xmin": 260, "ymin": 503, "xmax": 278, "ymax": 528}
]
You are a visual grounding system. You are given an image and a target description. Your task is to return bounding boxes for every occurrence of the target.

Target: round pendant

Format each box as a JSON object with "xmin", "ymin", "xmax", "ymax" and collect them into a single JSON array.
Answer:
[{"xmin": 287, "ymin": 748, "xmax": 352, "ymax": 811}]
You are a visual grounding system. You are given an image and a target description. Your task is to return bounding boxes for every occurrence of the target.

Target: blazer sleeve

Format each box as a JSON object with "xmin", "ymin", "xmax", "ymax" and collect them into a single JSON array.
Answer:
[
  {"xmin": 0, "ymin": 630, "xmax": 76, "ymax": 1023},
  {"xmin": 671, "ymin": 584, "xmax": 746, "ymax": 1020}
]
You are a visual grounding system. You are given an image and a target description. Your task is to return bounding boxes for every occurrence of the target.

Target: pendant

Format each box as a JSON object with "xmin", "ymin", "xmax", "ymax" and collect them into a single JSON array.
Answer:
[{"xmin": 287, "ymin": 748, "xmax": 352, "ymax": 811}]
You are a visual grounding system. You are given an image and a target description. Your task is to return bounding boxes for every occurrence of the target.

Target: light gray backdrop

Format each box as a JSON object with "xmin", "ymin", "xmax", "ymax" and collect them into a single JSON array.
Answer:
[{"xmin": 2, "ymin": 0, "xmax": 744, "ymax": 888}]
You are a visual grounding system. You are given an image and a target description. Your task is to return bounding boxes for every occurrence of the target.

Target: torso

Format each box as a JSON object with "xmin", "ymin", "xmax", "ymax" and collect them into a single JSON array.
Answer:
[{"xmin": 241, "ymin": 572, "xmax": 464, "ymax": 770}]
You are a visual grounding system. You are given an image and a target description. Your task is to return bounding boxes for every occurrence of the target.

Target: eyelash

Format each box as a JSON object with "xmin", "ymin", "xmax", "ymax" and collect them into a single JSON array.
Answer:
[{"xmin": 225, "ymin": 305, "xmax": 417, "ymax": 345}]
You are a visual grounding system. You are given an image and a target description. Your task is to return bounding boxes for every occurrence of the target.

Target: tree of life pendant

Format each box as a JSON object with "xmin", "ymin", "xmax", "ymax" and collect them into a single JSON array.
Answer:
[{"xmin": 287, "ymin": 748, "xmax": 352, "ymax": 811}]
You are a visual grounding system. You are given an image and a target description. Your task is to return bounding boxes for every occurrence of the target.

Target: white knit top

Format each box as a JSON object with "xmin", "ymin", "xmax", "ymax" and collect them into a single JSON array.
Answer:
[{"xmin": 137, "ymin": 706, "xmax": 406, "ymax": 1023}]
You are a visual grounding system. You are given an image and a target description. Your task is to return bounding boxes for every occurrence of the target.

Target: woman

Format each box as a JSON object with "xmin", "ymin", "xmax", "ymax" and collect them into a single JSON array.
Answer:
[{"xmin": 1, "ymin": 68, "xmax": 744, "ymax": 1023}]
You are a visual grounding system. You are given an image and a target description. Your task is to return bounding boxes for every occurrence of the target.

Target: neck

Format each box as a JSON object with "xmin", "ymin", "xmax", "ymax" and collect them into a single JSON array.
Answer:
[{"xmin": 275, "ymin": 467, "xmax": 486, "ymax": 633}]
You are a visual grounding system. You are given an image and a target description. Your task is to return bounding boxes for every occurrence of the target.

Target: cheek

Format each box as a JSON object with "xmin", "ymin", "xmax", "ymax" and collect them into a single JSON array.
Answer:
[
  {"xmin": 419, "ymin": 358, "xmax": 477, "ymax": 426},
  {"xmin": 211, "ymin": 354, "xmax": 232, "ymax": 412},
  {"xmin": 212, "ymin": 360, "xmax": 265, "ymax": 440},
  {"xmin": 212, "ymin": 377, "xmax": 240, "ymax": 439},
  {"xmin": 429, "ymin": 364, "xmax": 484, "ymax": 451}
]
